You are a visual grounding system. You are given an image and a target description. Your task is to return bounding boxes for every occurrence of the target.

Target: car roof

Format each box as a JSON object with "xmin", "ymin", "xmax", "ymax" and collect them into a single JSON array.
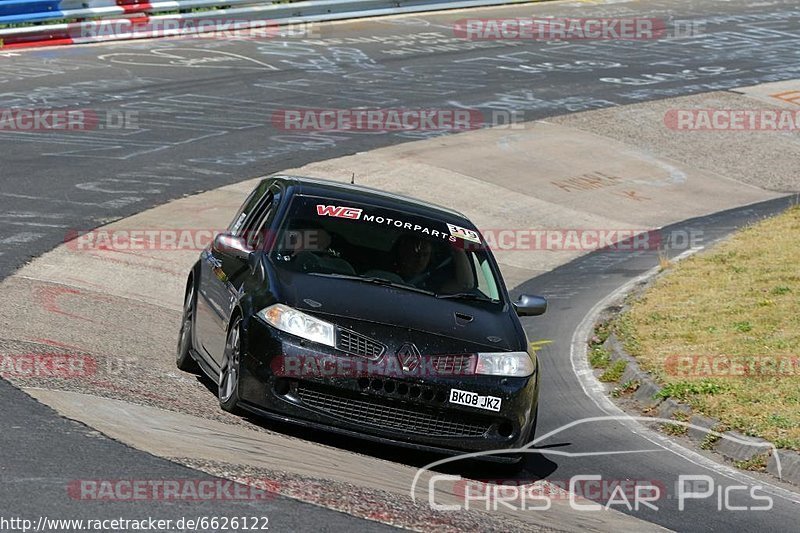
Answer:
[{"xmin": 269, "ymin": 174, "xmax": 471, "ymax": 222}]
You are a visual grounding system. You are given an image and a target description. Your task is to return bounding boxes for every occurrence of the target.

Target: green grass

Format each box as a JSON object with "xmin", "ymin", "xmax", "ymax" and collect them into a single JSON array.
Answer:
[
  {"xmin": 700, "ymin": 433, "xmax": 721, "ymax": 450},
  {"xmin": 600, "ymin": 360, "xmax": 627, "ymax": 382},
  {"xmin": 734, "ymin": 455, "xmax": 768, "ymax": 472},
  {"xmin": 612, "ymin": 380, "xmax": 639, "ymax": 397},
  {"xmin": 611, "ymin": 205, "xmax": 800, "ymax": 450},
  {"xmin": 654, "ymin": 380, "xmax": 728, "ymax": 402},
  {"xmin": 661, "ymin": 422, "xmax": 688, "ymax": 436},
  {"xmin": 589, "ymin": 345, "xmax": 611, "ymax": 369}
]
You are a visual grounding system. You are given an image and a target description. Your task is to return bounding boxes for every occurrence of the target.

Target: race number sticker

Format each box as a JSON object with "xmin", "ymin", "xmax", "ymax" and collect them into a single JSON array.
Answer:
[
  {"xmin": 447, "ymin": 223, "xmax": 481, "ymax": 244},
  {"xmin": 449, "ymin": 388, "xmax": 502, "ymax": 412},
  {"xmin": 231, "ymin": 212, "xmax": 247, "ymax": 234}
]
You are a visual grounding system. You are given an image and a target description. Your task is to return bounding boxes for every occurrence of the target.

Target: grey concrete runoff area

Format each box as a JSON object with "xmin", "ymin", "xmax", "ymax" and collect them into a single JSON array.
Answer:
[{"xmin": 1, "ymin": 0, "xmax": 799, "ymax": 531}]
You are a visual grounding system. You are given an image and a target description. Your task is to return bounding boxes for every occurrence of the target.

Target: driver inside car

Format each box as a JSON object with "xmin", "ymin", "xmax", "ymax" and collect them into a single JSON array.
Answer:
[
  {"xmin": 285, "ymin": 223, "xmax": 356, "ymax": 275},
  {"xmin": 392, "ymin": 234, "xmax": 433, "ymax": 283},
  {"xmin": 388, "ymin": 235, "xmax": 474, "ymax": 295}
]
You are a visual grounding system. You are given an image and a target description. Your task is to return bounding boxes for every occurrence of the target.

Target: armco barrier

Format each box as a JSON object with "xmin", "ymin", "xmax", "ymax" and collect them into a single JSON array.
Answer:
[
  {"xmin": 0, "ymin": 0, "xmax": 534, "ymax": 50},
  {"xmin": 0, "ymin": 0, "xmax": 264, "ymax": 24}
]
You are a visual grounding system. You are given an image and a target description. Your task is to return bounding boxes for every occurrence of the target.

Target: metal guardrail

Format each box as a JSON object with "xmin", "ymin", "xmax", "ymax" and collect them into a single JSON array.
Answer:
[
  {"xmin": 0, "ymin": 0, "xmax": 533, "ymax": 50},
  {"xmin": 0, "ymin": 0, "xmax": 267, "ymax": 25}
]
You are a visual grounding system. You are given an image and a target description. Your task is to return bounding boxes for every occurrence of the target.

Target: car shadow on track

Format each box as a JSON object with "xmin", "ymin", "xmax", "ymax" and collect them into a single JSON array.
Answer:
[{"xmin": 194, "ymin": 373, "xmax": 560, "ymax": 480}]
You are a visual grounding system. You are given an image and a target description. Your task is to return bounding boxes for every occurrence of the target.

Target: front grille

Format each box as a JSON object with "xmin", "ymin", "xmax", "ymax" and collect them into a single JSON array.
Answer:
[
  {"xmin": 296, "ymin": 384, "xmax": 490, "ymax": 438},
  {"xmin": 432, "ymin": 354, "xmax": 475, "ymax": 375},
  {"xmin": 336, "ymin": 329, "xmax": 385, "ymax": 360}
]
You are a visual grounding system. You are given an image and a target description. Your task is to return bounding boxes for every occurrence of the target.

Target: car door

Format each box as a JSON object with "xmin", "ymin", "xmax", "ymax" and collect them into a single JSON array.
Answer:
[{"xmin": 195, "ymin": 181, "xmax": 276, "ymax": 367}]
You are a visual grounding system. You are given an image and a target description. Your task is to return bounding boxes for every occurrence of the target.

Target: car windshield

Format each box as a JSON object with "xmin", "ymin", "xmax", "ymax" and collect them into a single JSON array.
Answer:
[{"xmin": 270, "ymin": 194, "xmax": 502, "ymax": 302}]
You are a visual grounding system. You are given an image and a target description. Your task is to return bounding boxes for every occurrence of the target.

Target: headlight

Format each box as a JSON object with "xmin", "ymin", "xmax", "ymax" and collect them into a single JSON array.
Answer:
[
  {"xmin": 475, "ymin": 351, "xmax": 535, "ymax": 377},
  {"xmin": 257, "ymin": 304, "xmax": 335, "ymax": 347}
]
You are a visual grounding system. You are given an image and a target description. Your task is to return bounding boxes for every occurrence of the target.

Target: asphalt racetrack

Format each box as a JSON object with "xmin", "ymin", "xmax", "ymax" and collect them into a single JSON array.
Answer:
[{"xmin": 1, "ymin": 0, "xmax": 799, "ymax": 530}]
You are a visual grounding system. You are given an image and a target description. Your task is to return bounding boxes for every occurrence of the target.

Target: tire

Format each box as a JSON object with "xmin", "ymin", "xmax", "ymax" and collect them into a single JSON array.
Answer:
[
  {"xmin": 176, "ymin": 282, "xmax": 200, "ymax": 373},
  {"xmin": 218, "ymin": 316, "xmax": 243, "ymax": 413}
]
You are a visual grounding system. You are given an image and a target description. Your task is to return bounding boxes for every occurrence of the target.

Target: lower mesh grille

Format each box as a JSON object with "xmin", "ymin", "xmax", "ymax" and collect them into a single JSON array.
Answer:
[{"xmin": 296, "ymin": 384, "xmax": 490, "ymax": 438}]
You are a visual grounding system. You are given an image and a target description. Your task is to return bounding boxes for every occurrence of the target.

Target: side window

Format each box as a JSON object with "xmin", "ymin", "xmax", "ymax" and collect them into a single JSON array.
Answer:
[
  {"xmin": 229, "ymin": 183, "xmax": 267, "ymax": 236},
  {"xmin": 228, "ymin": 193, "xmax": 256, "ymax": 235},
  {"xmin": 471, "ymin": 254, "xmax": 500, "ymax": 300},
  {"xmin": 246, "ymin": 194, "xmax": 276, "ymax": 251}
]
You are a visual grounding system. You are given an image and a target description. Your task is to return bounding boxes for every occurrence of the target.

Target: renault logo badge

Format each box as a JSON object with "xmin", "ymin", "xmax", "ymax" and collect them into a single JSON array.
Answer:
[{"xmin": 397, "ymin": 343, "xmax": 421, "ymax": 372}]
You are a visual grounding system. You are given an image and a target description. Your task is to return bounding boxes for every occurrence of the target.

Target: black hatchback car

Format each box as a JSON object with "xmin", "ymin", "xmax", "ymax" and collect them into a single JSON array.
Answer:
[{"xmin": 177, "ymin": 175, "xmax": 547, "ymax": 460}]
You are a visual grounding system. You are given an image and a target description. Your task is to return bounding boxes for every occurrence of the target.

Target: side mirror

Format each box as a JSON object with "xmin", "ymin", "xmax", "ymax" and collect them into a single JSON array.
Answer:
[
  {"xmin": 213, "ymin": 233, "xmax": 252, "ymax": 262},
  {"xmin": 513, "ymin": 294, "xmax": 547, "ymax": 317}
]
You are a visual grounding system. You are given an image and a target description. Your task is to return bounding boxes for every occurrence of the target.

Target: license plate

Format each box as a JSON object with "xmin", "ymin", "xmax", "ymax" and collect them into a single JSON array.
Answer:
[{"xmin": 449, "ymin": 388, "xmax": 502, "ymax": 412}]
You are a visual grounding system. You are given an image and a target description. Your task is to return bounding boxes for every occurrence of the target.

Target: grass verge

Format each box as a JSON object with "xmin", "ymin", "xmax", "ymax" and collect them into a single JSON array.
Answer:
[{"xmin": 611, "ymin": 205, "xmax": 800, "ymax": 450}]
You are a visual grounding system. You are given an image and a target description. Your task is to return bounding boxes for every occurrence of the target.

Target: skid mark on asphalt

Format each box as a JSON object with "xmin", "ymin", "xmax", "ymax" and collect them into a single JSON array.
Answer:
[
  {"xmin": 65, "ymin": 248, "xmax": 188, "ymax": 276},
  {"xmin": 34, "ymin": 285, "xmax": 102, "ymax": 323},
  {"xmin": 61, "ymin": 275, "xmax": 176, "ymax": 305},
  {"xmin": 97, "ymin": 48, "xmax": 280, "ymax": 71},
  {"xmin": 29, "ymin": 278, "xmax": 172, "ymax": 325},
  {"xmin": 78, "ymin": 247, "xmax": 191, "ymax": 273},
  {"xmin": 32, "ymin": 337, "xmax": 91, "ymax": 352}
]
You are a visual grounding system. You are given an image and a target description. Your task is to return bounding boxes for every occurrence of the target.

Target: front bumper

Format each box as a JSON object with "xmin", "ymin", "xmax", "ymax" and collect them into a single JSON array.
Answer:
[{"xmin": 237, "ymin": 317, "xmax": 540, "ymax": 456}]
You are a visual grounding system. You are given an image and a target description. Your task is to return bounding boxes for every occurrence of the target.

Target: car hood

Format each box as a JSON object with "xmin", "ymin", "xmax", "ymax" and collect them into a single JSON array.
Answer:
[{"xmin": 272, "ymin": 269, "xmax": 520, "ymax": 352}]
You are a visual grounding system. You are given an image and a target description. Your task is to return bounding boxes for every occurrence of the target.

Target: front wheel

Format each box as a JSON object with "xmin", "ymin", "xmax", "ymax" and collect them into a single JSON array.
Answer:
[
  {"xmin": 218, "ymin": 317, "xmax": 243, "ymax": 413},
  {"xmin": 176, "ymin": 282, "xmax": 200, "ymax": 373}
]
